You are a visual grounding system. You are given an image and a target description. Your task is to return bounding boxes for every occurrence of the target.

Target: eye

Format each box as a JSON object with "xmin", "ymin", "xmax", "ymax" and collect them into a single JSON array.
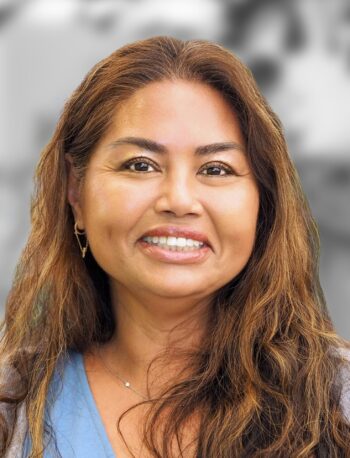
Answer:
[
  {"xmin": 122, "ymin": 157, "xmax": 158, "ymax": 173},
  {"xmin": 121, "ymin": 158, "xmax": 236, "ymax": 176},
  {"xmin": 199, "ymin": 162, "xmax": 235, "ymax": 177}
]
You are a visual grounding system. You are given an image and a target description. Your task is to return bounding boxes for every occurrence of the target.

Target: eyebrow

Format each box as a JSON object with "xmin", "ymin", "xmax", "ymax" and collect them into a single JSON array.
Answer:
[{"xmin": 106, "ymin": 136, "xmax": 246, "ymax": 156}]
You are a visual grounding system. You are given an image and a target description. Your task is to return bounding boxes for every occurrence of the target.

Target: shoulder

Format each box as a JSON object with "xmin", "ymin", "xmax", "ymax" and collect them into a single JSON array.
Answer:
[
  {"xmin": 0, "ymin": 355, "xmax": 28, "ymax": 457},
  {"xmin": 1, "ymin": 349, "xmax": 78, "ymax": 457},
  {"xmin": 2, "ymin": 402, "xmax": 27, "ymax": 458},
  {"xmin": 336, "ymin": 347, "xmax": 350, "ymax": 422},
  {"xmin": 0, "ymin": 354, "xmax": 23, "ymax": 413},
  {"xmin": 1, "ymin": 350, "xmax": 79, "ymax": 457}
]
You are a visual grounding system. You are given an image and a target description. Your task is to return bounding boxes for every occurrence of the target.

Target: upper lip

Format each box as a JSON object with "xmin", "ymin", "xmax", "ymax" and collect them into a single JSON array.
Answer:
[{"xmin": 140, "ymin": 226, "xmax": 212, "ymax": 248}]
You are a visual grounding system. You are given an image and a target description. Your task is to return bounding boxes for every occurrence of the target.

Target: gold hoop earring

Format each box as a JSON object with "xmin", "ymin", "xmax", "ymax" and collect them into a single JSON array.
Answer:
[{"xmin": 74, "ymin": 222, "xmax": 88, "ymax": 258}]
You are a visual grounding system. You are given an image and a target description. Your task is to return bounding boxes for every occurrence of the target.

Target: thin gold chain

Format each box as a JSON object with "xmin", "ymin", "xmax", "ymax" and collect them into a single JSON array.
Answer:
[{"xmin": 96, "ymin": 346, "xmax": 149, "ymax": 401}]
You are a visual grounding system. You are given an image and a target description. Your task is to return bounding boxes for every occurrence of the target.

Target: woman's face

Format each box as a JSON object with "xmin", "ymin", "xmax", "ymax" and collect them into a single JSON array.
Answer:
[{"xmin": 68, "ymin": 80, "xmax": 259, "ymax": 307}]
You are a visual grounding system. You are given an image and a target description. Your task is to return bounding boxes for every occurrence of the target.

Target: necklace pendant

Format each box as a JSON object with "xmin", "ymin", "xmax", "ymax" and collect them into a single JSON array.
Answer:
[{"xmin": 125, "ymin": 381, "xmax": 131, "ymax": 388}]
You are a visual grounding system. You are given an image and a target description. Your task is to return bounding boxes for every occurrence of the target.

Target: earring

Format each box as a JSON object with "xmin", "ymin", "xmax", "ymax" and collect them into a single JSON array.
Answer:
[{"xmin": 74, "ymin": 222, "xmax": 88, "ymax": 258}]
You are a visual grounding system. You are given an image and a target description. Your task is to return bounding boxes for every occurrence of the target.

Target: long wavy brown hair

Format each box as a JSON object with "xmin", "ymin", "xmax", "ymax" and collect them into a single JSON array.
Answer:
[{"xmin": 1, "ymin": 36, "xmax": 350, "ymax": 458}]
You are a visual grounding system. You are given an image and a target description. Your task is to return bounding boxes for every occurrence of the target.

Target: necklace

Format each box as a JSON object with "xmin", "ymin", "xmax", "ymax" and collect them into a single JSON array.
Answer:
[{"xmin": 96, "ymin": 346, "xmax": 149, "ymax": 401}]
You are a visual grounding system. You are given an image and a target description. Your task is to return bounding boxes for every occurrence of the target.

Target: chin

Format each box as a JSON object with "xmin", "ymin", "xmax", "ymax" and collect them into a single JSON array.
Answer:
[{"xmin": 153, "ymin": 282, "xmax": 212, "ymax": 300}]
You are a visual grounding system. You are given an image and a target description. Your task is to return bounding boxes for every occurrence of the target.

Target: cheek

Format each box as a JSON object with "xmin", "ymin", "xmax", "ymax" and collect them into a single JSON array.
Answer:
[
  {"xmin": 81, "ymin": 179, "xmax": 154, "ymax": 240},
  {"xmin": 84, "ymin": 177, "xmax": 144, "ymax": 221},
  {"xmin": 215, "ymin": 184, "xmax": 259, "ymax": 250},
  {"xmin": 84, "ymin": 181, "xmax": 137, "ymax": 216}
]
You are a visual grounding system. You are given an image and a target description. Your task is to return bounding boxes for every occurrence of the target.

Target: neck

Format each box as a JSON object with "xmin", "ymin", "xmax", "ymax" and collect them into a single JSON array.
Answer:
[{"xmin": 94, "ymin": 282, "xmax": 212, "ymax": 397}]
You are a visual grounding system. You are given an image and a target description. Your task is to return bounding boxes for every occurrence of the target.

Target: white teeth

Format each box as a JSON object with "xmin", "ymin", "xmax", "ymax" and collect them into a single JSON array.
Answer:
[
  {"xmin": 177, "ymin": 237, "xmax": 187, "ymax": 247},
  {"xmin": 167, "ymin": 236, "xmax": 177, "ymax": 246},
  {"xmin": 142, "ymin": 235, "xmax": 205, "ymax": 250}
]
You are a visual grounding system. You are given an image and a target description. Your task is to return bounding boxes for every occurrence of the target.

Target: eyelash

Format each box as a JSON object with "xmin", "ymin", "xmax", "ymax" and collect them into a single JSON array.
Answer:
[{"xmin": 121, "ymin": 157, "xmax": 236, "ymax": 177}]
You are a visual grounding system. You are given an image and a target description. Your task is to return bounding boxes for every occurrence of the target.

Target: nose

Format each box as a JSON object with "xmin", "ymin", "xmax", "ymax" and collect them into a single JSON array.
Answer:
[{"xmin": 154, "ymin": 169, "xmax": 203, "ymax": 217}]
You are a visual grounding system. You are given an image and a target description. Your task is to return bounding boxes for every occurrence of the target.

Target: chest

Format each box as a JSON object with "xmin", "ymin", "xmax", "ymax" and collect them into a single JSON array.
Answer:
[
  {"xmin": 87, "ymin": 376, "xmax": 200, "ymax": 458},
  {"xmin": 83, "ymin": 352, "xmax": 200, "ymax": 457},
  {"xmin": 86, "ymin": 371, "xmax": 149, "ymax": 458}
]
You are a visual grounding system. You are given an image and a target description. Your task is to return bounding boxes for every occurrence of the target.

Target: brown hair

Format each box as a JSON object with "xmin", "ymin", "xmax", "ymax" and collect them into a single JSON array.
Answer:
[{"xmin": 1, "ymin": 36, "xmax": 350, "ymax": 457}]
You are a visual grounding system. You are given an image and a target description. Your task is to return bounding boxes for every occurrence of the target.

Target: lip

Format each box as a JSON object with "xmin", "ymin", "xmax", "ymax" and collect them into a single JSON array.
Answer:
[{"xmin": 139, "ymin": 225, "xmax": 212, "ymax": 248}]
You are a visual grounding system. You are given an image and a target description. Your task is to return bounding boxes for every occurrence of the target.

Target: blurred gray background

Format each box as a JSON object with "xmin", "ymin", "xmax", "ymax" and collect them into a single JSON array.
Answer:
[{"xmin": 0, "ymin": 0, "xmax": 349, "ymax": 339}]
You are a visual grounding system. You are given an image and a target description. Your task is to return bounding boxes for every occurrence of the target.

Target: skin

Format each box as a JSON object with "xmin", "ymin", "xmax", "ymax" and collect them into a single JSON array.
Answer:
[{"xmin": 66, "ymin": 80, "xmax": 260, "ymax": 455}]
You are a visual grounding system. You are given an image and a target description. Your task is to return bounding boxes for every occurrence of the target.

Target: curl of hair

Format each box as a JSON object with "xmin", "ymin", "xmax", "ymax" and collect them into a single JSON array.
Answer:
[{"xmin": 1, "ymin": 36, "xmax": 350, "ymax": 457}]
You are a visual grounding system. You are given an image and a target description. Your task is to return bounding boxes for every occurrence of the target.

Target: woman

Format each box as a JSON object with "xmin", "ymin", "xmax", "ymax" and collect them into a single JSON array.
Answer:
[{"xmin": 1, "ymin": 36, "xmax": 349, "ymax": 457}]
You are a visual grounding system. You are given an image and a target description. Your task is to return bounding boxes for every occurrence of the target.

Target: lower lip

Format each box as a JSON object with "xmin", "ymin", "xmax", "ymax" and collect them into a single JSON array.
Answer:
[{"xmin": 137, "ymin": 240, "xmax": 211, "ymax": 264}]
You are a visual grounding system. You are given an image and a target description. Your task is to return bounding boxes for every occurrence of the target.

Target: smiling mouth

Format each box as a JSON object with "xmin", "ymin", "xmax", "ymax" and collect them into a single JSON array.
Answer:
[
  {"xmin": 137, "ymin": 238, "xmax": 211, "ymax": 264},
  {"xmin": 140, "ymin": 235, "xmax": 208, "ymax": 252}
]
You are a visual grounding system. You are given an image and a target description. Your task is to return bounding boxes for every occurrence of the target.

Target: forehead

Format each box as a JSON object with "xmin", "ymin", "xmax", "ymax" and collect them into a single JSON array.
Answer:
[{"xmin": 104, "ymin": 80, "xmax": 245, "ymax": 149}]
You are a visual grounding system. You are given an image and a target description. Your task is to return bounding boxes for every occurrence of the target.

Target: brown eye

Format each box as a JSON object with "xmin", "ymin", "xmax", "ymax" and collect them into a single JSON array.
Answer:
[
  {"xmin": 122, "ymin": 158, "xmax": 157, "ymax": 173},
  {"xmin": 200, "ymin": 162, "xmax": 234, "ymax": 176},
  {"xmin": 122, "ymin": 158, "xmax": 236, "ymax": 176}
]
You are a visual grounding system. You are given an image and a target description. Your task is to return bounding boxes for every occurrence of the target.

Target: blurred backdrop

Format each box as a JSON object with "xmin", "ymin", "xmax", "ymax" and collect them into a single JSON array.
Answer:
[{"xmin": 0, "ymin": 0, "xmax": 349, "ymax": 338}]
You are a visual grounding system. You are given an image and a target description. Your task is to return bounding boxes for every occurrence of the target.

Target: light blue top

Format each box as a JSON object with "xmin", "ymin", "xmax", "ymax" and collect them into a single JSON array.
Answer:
[
  {"xmin": 23, "ymin": 350, "xmax": 116, "ymax": 457},
  {"xmin": 17, "ymin": 347, "xmax": 350, "ymax": 457}
]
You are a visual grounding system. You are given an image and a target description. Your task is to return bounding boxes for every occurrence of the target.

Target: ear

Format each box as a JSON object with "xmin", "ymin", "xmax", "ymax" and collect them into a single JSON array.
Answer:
[{"xmin": 65, "ymin": 153, "xmax": 85, "ymax": 229}]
